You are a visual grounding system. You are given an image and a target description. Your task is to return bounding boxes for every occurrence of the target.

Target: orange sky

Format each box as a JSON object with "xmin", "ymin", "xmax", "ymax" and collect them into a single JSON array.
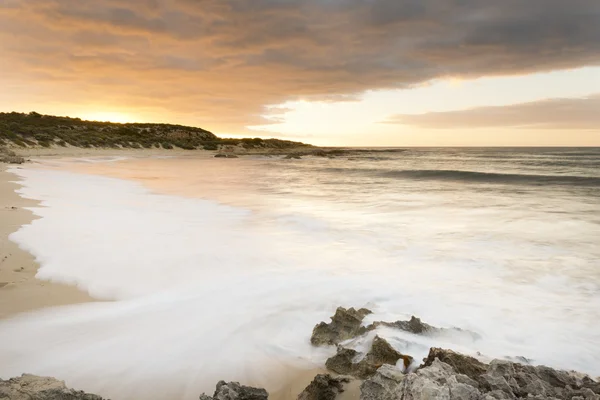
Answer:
[{"xmin": 1, "ymin": 0, "xmax": 599, "ymax": 145}]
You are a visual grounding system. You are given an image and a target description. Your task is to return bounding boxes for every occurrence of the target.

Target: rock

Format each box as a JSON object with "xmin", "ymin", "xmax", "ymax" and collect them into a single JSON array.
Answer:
[
  {"xmin": 0, "ymin": 155, "xmax": 25, "ymax": 164},
  {"xmin": 200, "ymin": 381, "xmax": 268, "ymax": 400},
  {"xmin": 359, "ymin": 346, "xmax": 600, "ymax": 400},
  {"xmin": 367, "ymin": 316, "xmax": 480, "ymax": 341},
  {"xmin": 214, "ymin": 154, "xmax": 239, "ymax": 158},
  {"xmin": 354, "ymin": 336, "xmax": 413, "ymax": 379},
  {"xmin": 325, "ymin": 346, "xmax": 358, "ymax": 375},
  {"xmin": 361, "ymin": 359, "xmax": 483, "ymax": 400},
  {"xmin": 297, "ymin": 374, "xmax": 351, "ymax": 400},
  {"xmin": 311, "ymin": 307, "xmax": 372, "ymax": 346},
  {"xmin": 326, "ymin": 336, "xmax": 412, "ymax": 379},
  {"xmin": 0, "ymin": 374, "xmax": 103, "ymax": 400},
  {"xmin": 284, "ymin": 154, "xmax": 302, "ymax": 159},
  {"xmin": 422, "ymin": 348, "xmax": 487, "ymax": 381},
  {"xmin": 359, "ymin": 364, "xmax": 404, "ymax": 400}
]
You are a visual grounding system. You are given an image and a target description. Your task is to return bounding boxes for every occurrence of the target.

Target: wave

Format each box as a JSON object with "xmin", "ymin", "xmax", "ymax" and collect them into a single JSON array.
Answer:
[{"xmin": 382, "ymin": 169, "xmax": 600, "ymax": 186}]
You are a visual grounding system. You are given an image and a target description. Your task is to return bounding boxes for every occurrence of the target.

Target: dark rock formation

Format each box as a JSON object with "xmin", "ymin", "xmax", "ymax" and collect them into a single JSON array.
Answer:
[
  {"xmin": 422, "ymin": 347, "xmax": 487, "ymax": 381},
  {"xmin": 326, "ymin": 336, "xmax": 413, "ymax": 379},
  {"xmin": 366, "ymin": 316, "xmax": 481, "ymax": 340},
  {"xmin": 284, "ymin": 154, "xmax": 302, "ymax": 159},
  {"xmin": 0, "ymin": 374, "xmax": 103, "ymax": 400},
  {"xmin": 297, "ymin": 374, "xmax": 351, "ymax": 400},
  {"xmin": 0, "ymin": 147, "xmax": 25, "ymax": 164},
  {"xmin": 200, "ymin": 381, "xmax": 268, "ymax": 400},
  {"xmin": 214, "ymin": 154, "xmax": 239, "ymax": 158},
  {"xmin": 325, "ymin": 346, "xmax": 359, "ymax": 375},
  {"xmin": 359, "ymin": 364, "xmax": 405, "ymax": 400},
  {"xmin": 311, "ymin": 307, "xmax": 372, "ymax": 346},
  {"xmin": 360, "ymin": 348, "xmax": 600, "ymax": 400},
  {"xmin": 312, "ymin": 308, "xmax": 479, "ymax": 347}
]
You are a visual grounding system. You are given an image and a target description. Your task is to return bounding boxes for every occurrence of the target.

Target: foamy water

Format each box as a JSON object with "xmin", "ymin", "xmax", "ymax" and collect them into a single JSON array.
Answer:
[{"xmin": 1, "ymin": 148, "xmax": 599, "ymax": 398}]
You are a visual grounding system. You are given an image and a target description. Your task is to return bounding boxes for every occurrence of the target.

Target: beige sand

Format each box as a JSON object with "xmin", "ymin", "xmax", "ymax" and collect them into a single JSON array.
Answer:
[
  {"xmin": 0, "ymin": 165, "xmax": 93, "ymax": 319},
  {"xmin": 0, "ymin": 150, "xmax": 361, "ymax": 399}
]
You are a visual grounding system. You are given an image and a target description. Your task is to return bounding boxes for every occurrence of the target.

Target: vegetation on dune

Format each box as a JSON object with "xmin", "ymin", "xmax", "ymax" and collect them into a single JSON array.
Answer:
[{"xmin": 0, "ymin": 112, "xmax": 310, "ymax": 151}]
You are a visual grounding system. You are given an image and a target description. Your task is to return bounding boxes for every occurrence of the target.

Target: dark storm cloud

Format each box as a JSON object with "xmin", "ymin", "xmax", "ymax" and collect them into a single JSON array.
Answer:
[
  {"xmin": 385, "ymin": 95, "xmax": 600, "ymax": 129},
  {"xmin": 1, "ymin": 0, "xmax": 599, "ymax": 131}
]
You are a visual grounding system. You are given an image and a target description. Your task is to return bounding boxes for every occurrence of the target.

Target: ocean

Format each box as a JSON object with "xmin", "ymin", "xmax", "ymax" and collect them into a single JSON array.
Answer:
[{"xmin": 1, "ymin": 147, "xmax": 599, "ymax": 399}]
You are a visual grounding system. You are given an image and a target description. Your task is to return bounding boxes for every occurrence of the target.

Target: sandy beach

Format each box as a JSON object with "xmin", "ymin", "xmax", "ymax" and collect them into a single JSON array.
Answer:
[
  {"xmin": 0, "ymin": 164, "xmax": 94, "ymax": 319},
  {"xmin": 0, "ymin": 147, "xmax": 214, "ymax": 319},
  {"xmin": 0, "ymin": 153, "xmax": 339, "ymax": 400}
]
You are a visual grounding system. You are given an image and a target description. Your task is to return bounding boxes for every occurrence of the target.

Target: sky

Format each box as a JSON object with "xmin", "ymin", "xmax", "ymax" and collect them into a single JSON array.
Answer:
[{"xmin": 1, "ymin": 0, "xmax": 599, "ymax": 146}]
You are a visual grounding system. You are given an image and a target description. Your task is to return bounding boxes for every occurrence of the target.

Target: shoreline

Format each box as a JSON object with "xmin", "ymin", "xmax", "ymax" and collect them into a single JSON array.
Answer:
[{"xmin": 0, "ymin": 164, "xmax": 94, "ymax": 319}]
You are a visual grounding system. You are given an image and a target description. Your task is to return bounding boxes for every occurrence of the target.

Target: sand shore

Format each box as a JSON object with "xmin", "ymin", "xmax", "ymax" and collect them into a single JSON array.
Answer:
[
  {"xmin": 0, "ymin": 151, "xmax": 356, "ymax": 400},
  {"xmin": 0, "ymin": 164, "xmax": 93, "ymax": 319}
]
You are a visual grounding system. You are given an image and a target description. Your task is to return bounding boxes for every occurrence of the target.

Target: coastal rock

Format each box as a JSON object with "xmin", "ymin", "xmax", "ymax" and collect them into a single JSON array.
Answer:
[
  {"xmin": 214, "ymin": 154, "xmax": 239, "ymax": 158},
  {"xmin": 367, "ymin": 316, "xmax": 481, "ymax": 341},
  {"xmin": 297, "ymin": 374, "xmax": 351, "ymax": 400},
  {"xmin": 0, "ymin": 148, "xmax": 25, "ymax": 164},
  {"xmin": 200, "ymin": 381, "xmax": 268, "ymax": 400},
  {"xmin": 359, "ymin": 364, "xmax": 405, "ymax": 400},
  {"xmin": 325, "ymin": 346, "xmax": 359, "ymax": 375},
  {"xmin": 284, "ymin": 154, "xmax": 302, "ymax": 159},
  {"xmin": 325, "ymin": 336, "xmax": 412, "ymax": 379},
  {"xmin": 354, "ymin": 336, "xmax": 413, "ymax": 379},
  {"xmin": 311, "ymin": 307, "xmax": 372, "ymax": 346},
  {"xmin": 359, "ymin": 347, "xmax": 600, "ymax": 400},
  {"xmin": 0, "ymin": 374, "xmax": 103, "ymax": 400},
  {"xmin": 361, "ymin": 359, "xmax": 482, "ymax": 400},
  {"xmin": 422, "ymin": 348, "xmax": 487, "ymax": 381}
]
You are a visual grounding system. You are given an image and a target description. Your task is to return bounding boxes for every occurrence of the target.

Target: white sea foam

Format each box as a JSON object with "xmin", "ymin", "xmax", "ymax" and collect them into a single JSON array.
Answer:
[{"xmin": 1, "ymin": 162, "xmax": 599, "ymax": 399}]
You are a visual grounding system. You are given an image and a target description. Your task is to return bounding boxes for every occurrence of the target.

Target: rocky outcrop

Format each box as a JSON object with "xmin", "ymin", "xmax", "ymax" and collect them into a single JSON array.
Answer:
[
  {"xmin": 366, "ymin": 316, "xmax": 481, "ymax": 341},
  {"xmin": 311, "ymin": 309, "xmax": 479, "ymax": 347},
  {"xmin": 326, "ymin": 336, "xmax": 413, "ymax": 379},
  {"xmin": 0, "ymin": 147, "xmax": 24, "ymax": 164},
  {"xmin": 297, "ymin": 374, "xmax": 351, "ymax": 400},
  {"xmin": 359, "ymin": 364, "xmax": 405, "ymax": 400},
  {"xmin": 0, "ymin": 374, "xmax": 103, "ymax": 400},
  {"xmin": 199, "ymin": 381, "xmax": 268, "ymax": 400},
  {"xmin": 214, "ymin": 154, "xmax": 239, "ymax": 158},
  {"xmin": 422, "ymin": 347, "xmax": 487, "ymax": 381},
  {"xmin": 284, "ymin": 154, "xmax": 302, "ymax": 159},
  {"xmin": 311, "ymin": 307, "xmax": 372, "ymax": 346},
  {"xmin": 359, "ymin": 348, "xmax": 600, "ymax": 400}
]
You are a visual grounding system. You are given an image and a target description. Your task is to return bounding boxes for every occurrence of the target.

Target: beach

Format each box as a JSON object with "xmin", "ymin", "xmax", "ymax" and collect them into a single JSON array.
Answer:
[
  {"xmin": 1, "ymin": 147, "xmax": 599, "ymax": 399},
  {"xmin": 0, "ymin": 164, "xmax": 93, "ymax": 319}
]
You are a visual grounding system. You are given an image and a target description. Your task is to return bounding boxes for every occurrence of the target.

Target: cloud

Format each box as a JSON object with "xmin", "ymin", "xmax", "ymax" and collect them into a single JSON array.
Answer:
[
  {"xmin": 1, "ymin": 0, "xmax": 600, "ymax": 132},
  {"xmin": 384, "ymin": 94, "xmax": 600, "ymax": 129}
]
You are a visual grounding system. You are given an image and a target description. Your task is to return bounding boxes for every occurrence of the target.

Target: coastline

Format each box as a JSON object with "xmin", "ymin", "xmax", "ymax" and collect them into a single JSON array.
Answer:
[
  {"xmin": 1, "ymin": 148, "xmax": 598, "ymax": 399},
  {"xmin": 0, "ymin": 164, "xmax": 93, "ymax": 319}
]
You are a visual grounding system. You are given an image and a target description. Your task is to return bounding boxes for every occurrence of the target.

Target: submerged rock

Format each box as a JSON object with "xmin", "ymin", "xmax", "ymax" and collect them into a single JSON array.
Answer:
[
  {"xmin": 0, "ymin": 374, "xmax": 103, "ymax": 400},
  {"xmin": 367, "ymin": 316, "xmax": 481, "ymax": 340},
  {"xmin": 200, "ymin": 381, "xmax": 268, "ymax": 400},
  {"xmin": 311, "ymin": 308, "xmax": 479, "ymax": 347},
  {"xmin": 326, "ymin": 336, "xmax": 412, "ymax": 379},
  {"xmin": 311, "ymin": 307, "xmax": 372, "ymax": 346},
  {"xmin": 297, "ymin": 374, "xmax": 351, "ymax": 400}
]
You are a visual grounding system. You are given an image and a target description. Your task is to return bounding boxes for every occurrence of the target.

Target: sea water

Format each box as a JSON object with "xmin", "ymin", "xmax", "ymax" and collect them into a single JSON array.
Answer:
[{"xmin": 1, "ymin": 148, "xmax": 599, "ymax": 399}]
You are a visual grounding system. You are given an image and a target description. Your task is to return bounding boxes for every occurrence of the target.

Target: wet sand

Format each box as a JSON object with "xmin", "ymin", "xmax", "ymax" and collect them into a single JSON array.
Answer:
[
  {"xmin": 0, "ymin": 151, "xmax": 360, "ymax": 399},
  {"xmin": 0, "ymin": 165, "xmax": 94, "ymax": 319}
]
